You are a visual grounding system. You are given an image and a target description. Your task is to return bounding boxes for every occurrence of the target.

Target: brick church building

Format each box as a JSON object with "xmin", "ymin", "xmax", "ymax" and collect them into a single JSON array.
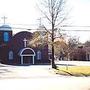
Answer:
[{"xmin": 0, "ymin": 24, "xmax": 50, "ymax": 65}]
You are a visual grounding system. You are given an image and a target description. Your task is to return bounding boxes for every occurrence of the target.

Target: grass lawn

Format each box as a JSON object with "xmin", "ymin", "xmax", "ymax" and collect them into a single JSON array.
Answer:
[{"xmin": 54, "ymin": 66, "xmax": 90, "ymax": 76}]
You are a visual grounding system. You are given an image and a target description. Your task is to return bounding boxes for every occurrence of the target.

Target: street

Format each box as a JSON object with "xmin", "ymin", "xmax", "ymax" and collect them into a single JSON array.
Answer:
[
  {"xmin": 0, "ymin": 76, "xmax": 90, "ymax": 90},
  {"xmin": 0, "ymin": 62, "xmax": 90, "ymax": 90}
]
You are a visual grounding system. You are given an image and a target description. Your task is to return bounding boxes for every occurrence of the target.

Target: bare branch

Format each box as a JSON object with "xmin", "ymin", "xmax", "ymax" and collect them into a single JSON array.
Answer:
[
  {"xmin": 54, "ymin": 0, "xmax": 64, "ymax": 22},
  {"xmin": 39, "ymin": 9, "xmax": 52, "ymax": 23},
  {"xmin": 42, "ymin": 25, "xmax": 52, "ymax": 35},
  {"xmin": 55, "ymin": 17, "xmax": 67, "ymax": 27},
  {"xmin": 48, "ymin": 0, "xmax": 52, "ymax": 16}
]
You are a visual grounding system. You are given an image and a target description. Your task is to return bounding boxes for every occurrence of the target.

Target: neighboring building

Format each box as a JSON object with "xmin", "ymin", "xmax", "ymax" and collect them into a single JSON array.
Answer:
[
  {"xmin": 69, "ymin": 46, "xmax": 90, "ymax": 61},
  {"xmin": 84, "ymin": 47, "xmax": 90, "ymax": 61},
  {"xmin": 69, "ymin": 46, "xmax": 86, "ymax": 61},
  {"xmin": 0, "ymin": 24, "xmax": 50, "ymax": 65}
]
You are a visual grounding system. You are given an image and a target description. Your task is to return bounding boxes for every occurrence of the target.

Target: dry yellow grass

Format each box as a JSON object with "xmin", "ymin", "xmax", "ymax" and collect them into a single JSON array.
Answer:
[{"xmin": 55, "ymin": 66, "xmax": 90, "ymax": 76}]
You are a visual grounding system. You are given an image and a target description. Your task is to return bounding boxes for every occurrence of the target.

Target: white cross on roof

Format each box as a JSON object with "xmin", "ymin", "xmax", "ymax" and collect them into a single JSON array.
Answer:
[
  {"xmin": 23, "ymin": 38, "xmax": 28, "ymax": 47},
  {"xmin": 1, "ymin": 16, "xmax": 7, "ymax": 24}
]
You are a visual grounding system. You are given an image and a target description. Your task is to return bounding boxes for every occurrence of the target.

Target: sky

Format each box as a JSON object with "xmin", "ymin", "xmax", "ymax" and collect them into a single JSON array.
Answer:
[
  {"xmin": 67, "ymin": 0, "xmax": 90, "ymax": 43},
  {"xmin": 0, "ymin": 0, "xmax": 38, "ymax": 25},
  {"xmin": 0, "ymin": 0, "xmax": 90, "ymax": 43},
  {"xmin": 68, "ymin": 0, "xmax": 90, "ymax": 25}
]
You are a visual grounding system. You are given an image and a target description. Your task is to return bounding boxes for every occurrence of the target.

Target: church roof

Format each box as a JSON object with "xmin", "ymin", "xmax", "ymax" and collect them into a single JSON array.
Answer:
[{"xmin": 0, "ymin": 24, "xmax": 12, "ymax": 31}]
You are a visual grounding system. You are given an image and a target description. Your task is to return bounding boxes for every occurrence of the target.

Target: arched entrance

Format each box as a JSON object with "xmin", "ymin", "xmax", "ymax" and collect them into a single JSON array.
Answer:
[{"xmin": 19, "ymin": 48, "xmax": 35, "ymax": 65}]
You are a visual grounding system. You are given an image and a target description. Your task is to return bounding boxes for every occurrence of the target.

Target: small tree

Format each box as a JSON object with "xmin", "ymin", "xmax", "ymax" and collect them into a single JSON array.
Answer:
[
  {"xmin": 84, "ymin": 41, "xmax": 90, "ymax": 47},
  {"xmin": 54, "ymin": 39, "xmax": 68, "ymax": 60},
  {"xmin": 68, "ymin": 36, "xmax": 79, "ymax": 60},
  {"xmin": 29, "ymin": 31, "xmax": 48, "ymax": 47},
  {"xmin": 68, "ymin": 36, "xmax": 79, "ymax": 50},
  {"xmin": 38, "ymin": 0, "xmax": 67, "ymax": 68}
]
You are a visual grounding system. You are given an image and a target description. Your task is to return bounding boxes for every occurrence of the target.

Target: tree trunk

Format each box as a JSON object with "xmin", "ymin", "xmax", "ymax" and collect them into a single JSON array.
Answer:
[{"xmin": 51, "ymin": 22, "xmax": 56, "ymax": 69}]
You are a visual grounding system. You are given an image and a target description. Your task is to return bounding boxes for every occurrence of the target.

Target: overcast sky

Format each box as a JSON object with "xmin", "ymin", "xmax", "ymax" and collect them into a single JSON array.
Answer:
[
  {"xmin": 0, "ymin": 0, "xmax": 90, "ymax": 42},
  {"xmin": 68, "ymin": 0, "xmax": 90, "ymax": 25},
  {"xmin": 0, "ymin": 0, "xmax": 89, "ymax": 25}
]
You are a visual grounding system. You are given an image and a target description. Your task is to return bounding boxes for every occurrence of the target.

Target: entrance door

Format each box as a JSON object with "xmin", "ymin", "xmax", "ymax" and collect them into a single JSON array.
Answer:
[{"xmin": 23, "ymin": 56, "xmax": 33, "ymax": 64}]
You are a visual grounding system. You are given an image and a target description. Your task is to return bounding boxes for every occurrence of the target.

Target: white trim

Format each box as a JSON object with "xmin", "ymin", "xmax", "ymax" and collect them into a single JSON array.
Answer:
[
  {"xmin": 21, "ymin": 56, "xmax": 23, "ymax": 64},
  {"xmin": 20, "ymin": 48, "xmax": 35, "ymax": 56},
  {"xmin": 19, "ymin": 47, "xmax": 36, "ymax": 65},
  {"xmin": 21, "ymin": 54, "xmax": 35, "ymax": 56},
  {"xmin": 33, "ymin": 56, "xmax": 34, "ymax": 64}
]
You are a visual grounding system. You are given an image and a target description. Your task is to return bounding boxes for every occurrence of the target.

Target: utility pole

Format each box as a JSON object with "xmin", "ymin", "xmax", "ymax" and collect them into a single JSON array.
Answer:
[{"xmin": 37, "ymin": 17, "xmax": 42, "ymax": 29}]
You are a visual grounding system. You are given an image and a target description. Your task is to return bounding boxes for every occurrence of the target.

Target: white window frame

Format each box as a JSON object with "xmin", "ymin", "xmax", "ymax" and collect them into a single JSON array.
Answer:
[
  {"xmin": 37, "ymin": 50, "xmax": 41, "ymax": 60},
  {"xmin": 9, "ymin": 51, "xmax": 13, "ymax": 60}
]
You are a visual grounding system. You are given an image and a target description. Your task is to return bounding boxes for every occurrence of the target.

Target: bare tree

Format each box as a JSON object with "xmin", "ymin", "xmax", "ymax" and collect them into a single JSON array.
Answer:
[
  {"xmin": 84, "ymin": 41, "xmax": 90, "ymax": 47},
  {"xmin": 38, "ymin": 0, "xmax": 67, "ymax": 68},
  {"xmin": 68, "ymin": 36, "xmax": 79, "ymax": 50}
]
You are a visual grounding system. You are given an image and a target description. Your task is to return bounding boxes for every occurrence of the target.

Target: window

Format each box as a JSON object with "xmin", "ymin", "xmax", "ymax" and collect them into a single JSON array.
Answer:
[
  {"xmin": 37, "ymin": 50, "xmax": 41, "ymax": 60},
  {"xmin": 3, "ymin": 32, "xmax": 9, "ymax": 42},
  {"xmin": 9, "ymin": 51, "xmax": 13, "ymax": 60}
]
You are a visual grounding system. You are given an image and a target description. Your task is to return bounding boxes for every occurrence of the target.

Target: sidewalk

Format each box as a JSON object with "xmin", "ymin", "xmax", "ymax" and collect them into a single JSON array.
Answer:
[{"xmin": 55, "ymin": 61, "xmax": 90, "ymax": 66}]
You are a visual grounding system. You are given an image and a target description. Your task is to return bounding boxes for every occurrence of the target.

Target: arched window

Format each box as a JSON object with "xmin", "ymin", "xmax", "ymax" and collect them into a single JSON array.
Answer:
[
  {"xmin": 37, "ymin": 50, "xmax": 41, "ymax": 60},
  {"xmin": 3, "ymin": 32, "xmax": 9, "ymax": 42},
  {"xmin": 9, "ymin": 51, "xmax": 13, "ymax": 60}
]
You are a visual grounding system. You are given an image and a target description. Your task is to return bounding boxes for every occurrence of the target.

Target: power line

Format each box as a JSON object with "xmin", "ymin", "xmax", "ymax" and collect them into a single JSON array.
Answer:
[
  {"xmin": 2, "ymin": 27, "xmax": 90, "ymax": 32},
  {"xmin": 1, "ymin": 23, "xmax": 90, "ymax": 32},
  {"xmin": 60, "ymin": 29, "xmax": 90, "ymax": 32},
  {"xmin": 60, "ymin": 25, "xmax": 90, "ymax": 27}
]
